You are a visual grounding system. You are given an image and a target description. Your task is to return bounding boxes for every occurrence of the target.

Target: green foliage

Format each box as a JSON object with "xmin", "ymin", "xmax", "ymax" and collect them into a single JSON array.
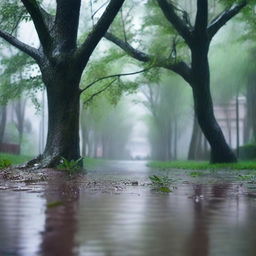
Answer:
[
  {"xmin": 0, "ymin": 0, "xmax": 28, "ymax": 32},
  {"xmin": 0, "ymin": 158, "xmax": 12, "ymax": 169},
  {"xmin": 149, "ymin": 175, "xmax": 174, "ymax": 192},
  {"xmin": 0, "ymin": 51, "xmax": 43, "ymax": 108},
  {"xmin": 57, "ymin": 157, "xmax": 83, "ymax": 173}
]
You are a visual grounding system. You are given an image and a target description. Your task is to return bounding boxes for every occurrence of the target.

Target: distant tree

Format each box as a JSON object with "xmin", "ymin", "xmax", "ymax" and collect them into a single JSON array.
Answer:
[
  {"xmin": 140, "ymin": 72, "xmax": 189, "ymax": 161},
  {"xmin": 0, "ymin": 0, "xmax": 125, "ymax": 168},
  {"xmin": 105, "ymin": 0, "xmax": 247, "ymax": 163},
  {"xmin": 0, "ymin": 105, "xmax": 7, "ymax": 149}
]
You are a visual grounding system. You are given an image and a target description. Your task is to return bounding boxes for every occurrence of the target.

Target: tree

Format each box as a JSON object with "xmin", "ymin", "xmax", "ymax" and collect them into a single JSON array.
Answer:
[
  {"xmin": 140, "ymin": 72, "xmax": 189, "ymax": 160},
  {"xmin": 0, "ymin": 0, "xmax": 125, "ymax": 168},
  {"xmin": 0, "ymin": 105, "xmax": 7, "ymax": 149},
  {"xmin": 105, "ymin": 0, "xmax": 247, "ymax": 163}
]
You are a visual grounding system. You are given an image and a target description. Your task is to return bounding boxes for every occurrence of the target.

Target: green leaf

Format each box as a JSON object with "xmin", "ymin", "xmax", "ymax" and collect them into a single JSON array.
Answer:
[{"xmin": 159, "ymin": 187, "xmax": 172, "ymax": 193}]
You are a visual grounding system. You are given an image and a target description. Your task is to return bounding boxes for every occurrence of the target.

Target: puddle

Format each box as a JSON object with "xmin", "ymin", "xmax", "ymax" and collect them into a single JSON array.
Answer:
[{"xmin": 0, "ymin": 160, "xmax": 256, "ymax": 256}]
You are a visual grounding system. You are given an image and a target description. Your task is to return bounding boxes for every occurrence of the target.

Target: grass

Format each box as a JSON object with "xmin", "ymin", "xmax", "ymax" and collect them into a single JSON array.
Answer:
[
  {"xmin": 0, "ymin": 153, "xmax": 32, "ymax": 165},
  {"xmin": 147, "ymin": 160, "xmax": 256, "ymax": 170},
  {"xmin": 0, "ymin": 154, "xmax": 105, "ymax": 170},
  {"xmin": 84, "ymin": 157, "xmax": 105, "ymax": 169}
]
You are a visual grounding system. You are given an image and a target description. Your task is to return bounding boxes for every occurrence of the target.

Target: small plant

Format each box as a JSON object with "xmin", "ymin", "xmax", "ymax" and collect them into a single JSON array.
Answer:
[
  {"xmin": 237, "ymin": 174, "xmax": 256, "ymax": 183},
  {"xmin": 189, "ymin": 171, "xmax": 204, "ymax": 177},
  {"xmin": 0, "ymin": 159, "xmax": 12, "ymax": 169},
  {"xmin": 57, "ymin": 157, "xmax": 83, "ymax": 174},
  {"xmin": 149, "ymin": 175, "xmax": 174, "ymax": 192}
]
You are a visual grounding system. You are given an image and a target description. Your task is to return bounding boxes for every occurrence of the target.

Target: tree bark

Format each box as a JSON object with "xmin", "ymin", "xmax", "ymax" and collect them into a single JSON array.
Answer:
[
  {"xmin": 191, "ymin": 43, "xmax": 236, "ymax": 163},
  {"xmin": 26, "ymin": 66, "xmax": 82, "ymax": 168}
]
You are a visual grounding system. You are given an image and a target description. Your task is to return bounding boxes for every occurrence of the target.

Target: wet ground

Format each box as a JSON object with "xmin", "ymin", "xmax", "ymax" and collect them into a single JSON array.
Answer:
[{"xmin": 0, "ymin": 160, "xmax": 256, "ymax": 256}]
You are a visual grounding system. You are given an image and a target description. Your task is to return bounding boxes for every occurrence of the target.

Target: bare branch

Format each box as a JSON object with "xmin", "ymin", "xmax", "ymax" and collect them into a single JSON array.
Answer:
[
  {"xmin": 120, "ymin": 7, "xmax": 127, "ymax": 42},
  {"xmin": 105, "ymin": 32, "xmax": 151, "ymax": 62},
  {"xmin": 208, "ymin": 1, "xmax": 247, "ymax": 40},
  {"xmin": 80, "ymin": 67, "xmax": 152, "ymax": 94},
  {"xmin": 89, "ymin": 0, "xmax": 95, "ymax": 27},
  {"xmin": 76, "ymin": 0, "xmax": 125, "ymax": 69},
  {"xmin": 0, "ymin": 30, "xmax": 40, "ymax": 61},
  {"xmin": 83, "ymin": 79, "xmax": 117, "ymax": 104},
  {"xmin": 156, "ymin": 0, "xmax": 192, "ymax": 46},
  {"xmin": 21, "ymin": 0, "xmax": 52, "ymax": 51},
  {"xmin": 92, "ymin": 1, "xmax": 109, "ymax": 20}
]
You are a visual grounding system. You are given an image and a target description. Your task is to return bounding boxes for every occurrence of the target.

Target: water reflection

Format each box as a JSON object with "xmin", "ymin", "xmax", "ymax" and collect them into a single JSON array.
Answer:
[
  {"xmin": 40, "ymin": 178, "xmax": 80, "ymax": 256},
  {"xmin": 0, "ymin": 164, "xmax": 256, "ymax": 256}
]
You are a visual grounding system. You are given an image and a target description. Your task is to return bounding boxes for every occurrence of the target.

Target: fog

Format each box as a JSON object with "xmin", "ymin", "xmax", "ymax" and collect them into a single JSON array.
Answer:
[{"xmin": 0, "ymin": 0, "xmax": 252, "ymax": 161}]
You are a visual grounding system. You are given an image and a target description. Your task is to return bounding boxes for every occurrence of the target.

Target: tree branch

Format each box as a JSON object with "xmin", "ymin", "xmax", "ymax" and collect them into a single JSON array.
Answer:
[
  {"xmin": 194, "ymin": 0, "xmax": 208, "ymax": 34},
  {"xmin": 21, "ymin": 0, "xmax": 52, "ymax": 52},
  {"xmin": 167, "ymin": 61, "xmax": 192, "ymax": 84},
  {"xmin": 156, "ymin": 0, "xmax": 192, "ymax": 46},
  {"xmin": 76, "ymin": 0, "xmax": 125, "ymax": 69},
  {"xmin": 208, "ymin": 1, "xmax": 247, "ymax": 40},
  {"xmin": 105, "ymin": 32, "xmax": 192, "ymax": 84},
  {"xmin": 80, "ymin": 67, "xmax": 152, "ymax": 94},
  {"xmin": 0, "ymin": 30, "xmax": 40, "ymax": 61},
  {"xmin": 55, "ymin": 0, "xmax": 81, "ymax": 51},
  {"xmin": 83, "ymin": 79, "xmax": 117, "ymax": 104},
  {"xmin": 105, "ymin": 32, "xmax": 151, "ymax": 62}
]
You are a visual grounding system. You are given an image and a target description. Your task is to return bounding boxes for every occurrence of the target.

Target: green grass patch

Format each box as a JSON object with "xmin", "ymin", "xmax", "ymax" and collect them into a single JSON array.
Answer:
[
  {"xmin": 84, "ymin": 157, "xmax": 105, "ymax": 169},
  {"xmin": 147, "ymin": 160, "xmax": 256, "ymax": 170},
  {"xmin": 0, "ymin": 153, "xmax": 32, "ymax": 165}
]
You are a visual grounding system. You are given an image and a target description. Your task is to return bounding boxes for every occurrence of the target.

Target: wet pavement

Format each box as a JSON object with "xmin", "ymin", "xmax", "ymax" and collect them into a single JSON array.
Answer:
[{"xmin": 0, "ymin": 160, "xmax": 256, "ymax": 256}]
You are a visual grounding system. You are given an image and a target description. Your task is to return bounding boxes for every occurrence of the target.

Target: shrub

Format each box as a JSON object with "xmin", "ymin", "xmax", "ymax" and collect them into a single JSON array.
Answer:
[
  {"xmin": 57, "ymin": 157, "xmax": 83, "ymax": 174},
  {"xmin": 239, "ymin": 144, "xmax": 256, "ymax": 160}
]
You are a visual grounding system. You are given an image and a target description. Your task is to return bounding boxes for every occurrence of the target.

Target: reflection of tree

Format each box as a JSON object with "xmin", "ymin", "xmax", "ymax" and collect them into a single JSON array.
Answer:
[
  {"xmin": 40, "ymin": 178, "xmax": 80, "ymax": 256},
  {"xmin": 186, "ymin": 184, "xmax": 229, "ymax": 256}
]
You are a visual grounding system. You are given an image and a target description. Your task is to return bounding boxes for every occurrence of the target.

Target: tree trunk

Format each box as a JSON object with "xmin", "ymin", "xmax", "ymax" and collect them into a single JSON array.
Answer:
[
  {"xmin": 26, "ymin": 70, "xmax": 82, "ymax": 168},
  {"xmin": 0, "ymin": 105, "xmax": 7, "ymax": 150},
  {"xmin": 245, "ymin": 73, "xmax": 256, "ymax": 143},
  {"xmin": 188, "ymin": 114, "xmax": 201, "ymax": 160},
  {"xmin": 14, "ymin": 98, "xmax": 26, "ymax": 154},
  {"xmin": 191, "ymin": 44, "xmax": 236, "ymax": 163}
]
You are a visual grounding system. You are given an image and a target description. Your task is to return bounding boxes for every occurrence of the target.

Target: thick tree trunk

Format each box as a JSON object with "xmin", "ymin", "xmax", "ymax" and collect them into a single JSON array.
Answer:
[
  {"xmin": 43, "ymin": 85, "xmax": 80, "ymax": 166},
  {"xmin": 25, "ymin": 69, "xmax": 82, "ymax": 168},
  {"xmin": 191, "ymin": 44, "xmax": 237, "ymax": 163}
]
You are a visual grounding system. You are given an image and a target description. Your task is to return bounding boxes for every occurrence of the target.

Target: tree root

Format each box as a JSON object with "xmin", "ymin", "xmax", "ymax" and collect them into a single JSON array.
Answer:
[{"xmin": 18, "ymin": 154, "xmax": 61, "ymax": 170}]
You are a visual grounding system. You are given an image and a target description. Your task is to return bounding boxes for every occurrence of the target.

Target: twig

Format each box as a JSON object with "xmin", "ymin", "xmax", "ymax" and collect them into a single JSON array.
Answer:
[
  {"xmin": 80, "ymin": 67, "xmax": 152, "ymax": 94},
  {"xmin": 83, "ymin": 78, "xmax": 117, "ymax": 104}
]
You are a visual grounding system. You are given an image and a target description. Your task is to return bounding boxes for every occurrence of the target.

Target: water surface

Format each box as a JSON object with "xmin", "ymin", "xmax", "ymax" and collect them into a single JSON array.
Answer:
[{"xmin": 0, "ymin": 160, "xmax": 256, "ymax": 256}]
